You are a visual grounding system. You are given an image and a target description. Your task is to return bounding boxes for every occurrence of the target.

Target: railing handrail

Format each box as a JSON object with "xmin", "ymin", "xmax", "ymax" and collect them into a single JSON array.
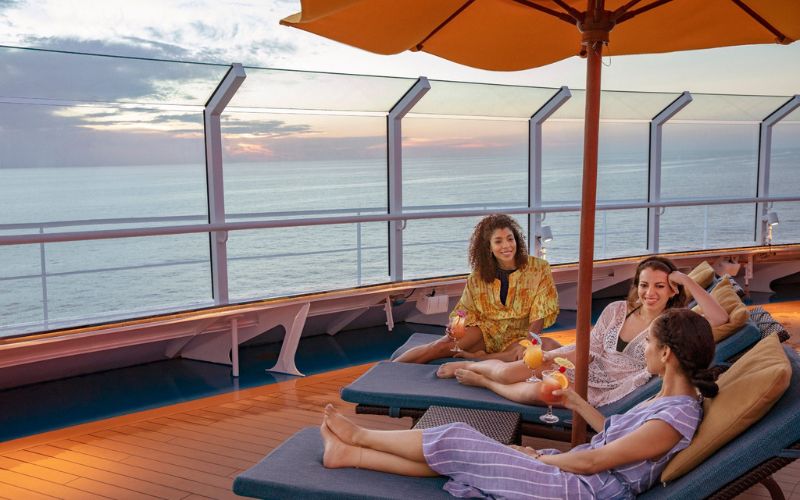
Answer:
[{"xmin": 2, "ymin": 194, "xmax": 798, "ymax": 246}]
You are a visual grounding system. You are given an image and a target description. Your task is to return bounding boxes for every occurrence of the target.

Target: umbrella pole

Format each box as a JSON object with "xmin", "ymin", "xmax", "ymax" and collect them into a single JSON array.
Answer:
[{"xmin": 571, "ymin": 37, "xmax": 604, "ymax": 447}]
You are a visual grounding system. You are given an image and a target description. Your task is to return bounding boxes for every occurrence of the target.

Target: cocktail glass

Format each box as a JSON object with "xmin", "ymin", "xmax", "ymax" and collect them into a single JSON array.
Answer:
[
  {"xmin": 539, "ymin": 359, "xmax": 572, "ymax": 424},
  {"xmin": 519, "ymin": 338, "xmax": 543, "ymax": 382},
  {"xmin": 449, "ymin": 310, "xmax": 467, "ymax": 352}
]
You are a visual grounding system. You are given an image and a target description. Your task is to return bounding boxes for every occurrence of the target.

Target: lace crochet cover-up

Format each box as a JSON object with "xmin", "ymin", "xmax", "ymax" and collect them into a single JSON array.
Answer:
[{"xmin": 550, "ymin": 301, "xmax": 652, "ymax": 407}]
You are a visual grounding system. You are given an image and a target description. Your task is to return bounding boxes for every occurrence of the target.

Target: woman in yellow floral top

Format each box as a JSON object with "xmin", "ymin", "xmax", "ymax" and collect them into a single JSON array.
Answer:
[{"xmin": 394, "ymin": 214, "xmax": 559, "ymax": 364}]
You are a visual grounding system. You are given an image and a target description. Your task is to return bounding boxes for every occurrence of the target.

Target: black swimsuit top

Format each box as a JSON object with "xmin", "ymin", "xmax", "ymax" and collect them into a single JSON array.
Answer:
[
  {"xmin": 497, "ymin": 268, "xmax": 517, "ymax": 306},
  {"xmin": 616, "ymin": 305, "xmax": 642, "ymax": 352}
]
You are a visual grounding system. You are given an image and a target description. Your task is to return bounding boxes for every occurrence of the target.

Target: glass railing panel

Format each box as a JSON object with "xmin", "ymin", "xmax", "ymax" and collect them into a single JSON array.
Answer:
[
  {"xmin": 0, "ymin": 235, "xmax": 212, "ymax": 336},
  {"xmin": 768, "ymin": 202, "xmax": 800, "ymax": 245},
  {"xmin": 541, "ymin": 120, "xmax": 649, "ymax": 204},
  {"xmin": 659, "ymin": 203, "xmax": 757, "ymax": 253},
  {"xmin": 0, "ymin": 277, "xmax": 43, "ymax": 335},
  {"xmin": 0, "ymin": 242, "xmax": 44, "ymax": 334},
  {"xmin": 0, "ymin": 46, "xmax": 228, "ymax": 104},
  {"xmin": 536, "ymin": 209, "xmax": 648, "ymax": 264},
  {"xmin": 410, "ymin": 80, "xmax": 557, "ymax": 118},
  {"xmin": 220, "ymin": 112, "xmax": 387, "ymax": 217},
  {"xmin": 548, "ymin": 90, "xmax": 681, "ymax": 120},
  {"xmin": 592, "ymin": 209, "xmax": 649, "ymax": 260},
  {"xmin": 401, "ymin": 215, "xmax": 518, "ymax": 281},
  {"xmin": 0, "ymin": 102, "xmax": 208, "ymax": 227},
  {"xmin": 540, "ymin": 212, "xmax": 579, "ymax": 264},
  {"xmin": 769, "ymin": 119, "xmax": 800, "ymax": 198},
  {"xmin": 230, "ymin": 67, "xmax": 416, "ymax": 112},
  {"xmin": 669, "ymin": 94, "xmax": 793, "ymax": 122},
  {"xmin": 226, "ymin": 223, "xmax": 389, "ymax": 301},
  {"xmin": 661, "ymin": 122, "xmax": 758, "ymax": 200},
  {"xmin": 402, "ymin": 117, "xmax": 528, "ymax": 209}
]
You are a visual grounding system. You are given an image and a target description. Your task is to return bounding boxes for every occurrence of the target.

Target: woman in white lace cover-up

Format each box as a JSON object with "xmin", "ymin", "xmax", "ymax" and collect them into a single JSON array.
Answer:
[{"xmin": 438, "ymin": 256, "xmax": 729, "ymax": 407}]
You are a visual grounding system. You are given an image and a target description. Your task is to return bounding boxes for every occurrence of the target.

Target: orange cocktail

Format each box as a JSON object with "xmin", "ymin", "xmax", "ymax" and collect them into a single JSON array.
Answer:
[
  {"xmin": 449, "ymin": 310, "xmax": 467, "ymax": 352},
  {"xmin": 540, "ymin": 372, "xmax": 565, "ymax": 404},
  {"xmin": 539, "ymin": 357, "xmax": 573, "ymax": 424},
  {"xmin": 518, "ymin": 337, "xmax": 543, "ymax": 382}
]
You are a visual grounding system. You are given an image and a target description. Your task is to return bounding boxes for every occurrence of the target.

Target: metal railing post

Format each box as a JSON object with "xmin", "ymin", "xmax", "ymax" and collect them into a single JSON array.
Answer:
[
  {"xmin": 204, "ymin": 63, "xmax": 246, "ymax": 305},
  {"xmin": 387, "ymin": 77, "xmax": 430, "ymax": 282},
  {"xmin": 648, "ymin": 91, "xmax": 692, "ymax": 253},
  {"xmin": 529, "ymin": 87, "xmax": 571, "ymax": 256},
  {"xmin": 756, "ymin": 95, "xmax": 800, "ymax": 245},
  {"xmin": 39, "ymin": 226, "xmax": 49, "ymax": 328},
  {"xmin": 356, "ymin": 213, "xmax": 363, "ymax": 286},
  {"xmin": 601, "ymin": 211, "xmax": 607, "ymax": 258}
]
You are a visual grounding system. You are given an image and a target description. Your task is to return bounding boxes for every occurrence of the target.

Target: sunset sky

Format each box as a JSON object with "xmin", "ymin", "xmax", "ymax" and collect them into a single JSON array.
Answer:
[{"xmin": 0, "ymin": 1, "xmax": 797, "ymax": 166}]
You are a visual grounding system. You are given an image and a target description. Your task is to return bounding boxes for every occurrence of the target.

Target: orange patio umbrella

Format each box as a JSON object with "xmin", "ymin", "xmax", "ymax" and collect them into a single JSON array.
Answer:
[{"xmin": 281, "ymin": 0, "xmax": 799, "ymax": 445}]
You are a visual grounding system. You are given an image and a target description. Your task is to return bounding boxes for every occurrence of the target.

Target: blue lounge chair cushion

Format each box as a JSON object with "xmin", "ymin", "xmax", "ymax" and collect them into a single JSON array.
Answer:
[
  {"xmin": 341, "ymin": 360, "xmax": 661, "ymax": 423},
  {"xmin": 369, "ymin": 323, "xmax": 758, "ymax": 424},
  {"xmin": 392, "ymin": 321, "xmax": 760, "ymax": 367},
  {"xmin": 232, "ymin": 427, "xmax": 451, "ymax": 500},
  {"xmin": 713, "ymin": 321, "xmax": 760, "ymax": 362}
]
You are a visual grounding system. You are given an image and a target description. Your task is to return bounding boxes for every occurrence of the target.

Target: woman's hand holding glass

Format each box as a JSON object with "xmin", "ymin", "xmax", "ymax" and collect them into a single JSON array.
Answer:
[{"xmin": 549, "ymin": 386, "xmax": 584, "ymax": 411}]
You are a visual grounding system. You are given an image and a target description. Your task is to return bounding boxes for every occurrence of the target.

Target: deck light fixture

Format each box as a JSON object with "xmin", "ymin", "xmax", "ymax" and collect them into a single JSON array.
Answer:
[
  {"xmin": 764, "ymin": 211, "xmax": 780, "ymax": 244},
  {"xmin": 537, "ymin": 225, "xmax": 554, "ymax": 260},
  {"xmin": 539, "ymin": 225, "xmax": 554, "ymax": 243},
  {"xmin": 765, "ymin": 211, "xmax": 780, "ymax": 227}
]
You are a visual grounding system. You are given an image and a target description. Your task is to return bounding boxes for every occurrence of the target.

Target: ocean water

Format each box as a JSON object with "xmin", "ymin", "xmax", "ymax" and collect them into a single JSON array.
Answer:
[{"xmin": 1, "ymin": 148, "xmax": 799, "ymax": 335}]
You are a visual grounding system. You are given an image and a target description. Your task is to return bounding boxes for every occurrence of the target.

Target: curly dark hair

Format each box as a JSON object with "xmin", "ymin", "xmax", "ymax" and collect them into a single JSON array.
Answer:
[
  {"xmin": 650, "ymin": 308, "xmax": 719, "ymax": 398},
  {"xmin": 469, "ymin": 214, "xmax": 529, "ymax": 283},
  {"xmin": 626, "ymin": 256, "xmax": 687, "ymax": 311}
]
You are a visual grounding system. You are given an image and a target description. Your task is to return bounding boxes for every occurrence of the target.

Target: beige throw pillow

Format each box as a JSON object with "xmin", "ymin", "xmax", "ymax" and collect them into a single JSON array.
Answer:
[
  {"xmin": 692, "ymin": 277, "xmax": 749, "ymax": 342},
  {"xmin": 685, "ymin": 261, "xmax": 715, "ymax": 302}
]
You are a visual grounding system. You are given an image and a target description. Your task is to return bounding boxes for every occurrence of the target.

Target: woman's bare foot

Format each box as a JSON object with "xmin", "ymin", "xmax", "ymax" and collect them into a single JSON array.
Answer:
[
  {"xmin": 454, "ymin": 368, "xmax": 488, "ymax": 388},
  {"xmin": 436, "ymin": 361, "xmax": 473, "ymax": 378},
  {"xmin": 320, "ymin": 418, "xmax": 360, "ymax": 469},
  {"xmin": 324, "ymin": 403, "xmax": 363, "ymax": 446}
]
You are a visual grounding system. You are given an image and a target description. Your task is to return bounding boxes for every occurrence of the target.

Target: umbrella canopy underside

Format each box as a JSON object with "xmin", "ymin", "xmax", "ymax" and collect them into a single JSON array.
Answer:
[{"xmin": 282, "ymin": 0, "xmax": 799, "ymax": 71}]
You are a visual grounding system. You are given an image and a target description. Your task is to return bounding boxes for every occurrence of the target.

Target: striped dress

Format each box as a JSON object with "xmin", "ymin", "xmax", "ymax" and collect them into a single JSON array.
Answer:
[{"xmin": 422, "ymin": 396, "xmax": 701, "ymax": 499}]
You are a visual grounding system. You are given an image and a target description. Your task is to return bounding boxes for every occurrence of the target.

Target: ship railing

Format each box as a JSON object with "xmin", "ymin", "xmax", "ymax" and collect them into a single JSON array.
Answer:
[{"xmin": 1, "ymin": 195, "xmax": 798, "ymax": 335}]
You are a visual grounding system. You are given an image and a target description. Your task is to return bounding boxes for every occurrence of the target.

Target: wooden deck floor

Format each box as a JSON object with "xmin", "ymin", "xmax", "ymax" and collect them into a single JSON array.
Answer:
[{"xmin": 1, "ymin": 301, "xmax": 799, "ymax": 499}]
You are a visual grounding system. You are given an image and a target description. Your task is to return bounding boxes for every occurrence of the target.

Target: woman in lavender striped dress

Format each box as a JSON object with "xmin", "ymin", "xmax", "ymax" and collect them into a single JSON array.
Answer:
[{"xmin": 320, "ymin": 309, "xmax": 718, "ymax": 499}]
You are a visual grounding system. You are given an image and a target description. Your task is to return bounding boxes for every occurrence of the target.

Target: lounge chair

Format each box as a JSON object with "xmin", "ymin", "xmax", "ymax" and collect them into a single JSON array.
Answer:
[
  {"xmin": 231, "ymin": 344, "xmax": 800, "ymax": 499},
  {"xmin": 349, "ymin": 321, "xmax": 761, "ymax": 436}
]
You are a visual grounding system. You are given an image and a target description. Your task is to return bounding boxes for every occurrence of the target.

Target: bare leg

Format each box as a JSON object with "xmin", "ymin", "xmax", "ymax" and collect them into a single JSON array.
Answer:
[
  {"xmin": 436, "ymin": 361, "xmax": 474, "ymax": 378},
  {"xmin": 463, "ymin": 359, "xmax": 532, "ymax": 384},
  {"xmin": 393, "ymin": 326, "xmax": 486, "ymax": 364},
  {"xmin": 455, "ymin": 369, "xmax": 544, "ymax": 405},
  {"xmin": 325, "ymin": 404, "xmax": 427, "ymax": 463},
  {"xmin": 320, "ymin": 420, "xmax": 437, "ymax": 476}
]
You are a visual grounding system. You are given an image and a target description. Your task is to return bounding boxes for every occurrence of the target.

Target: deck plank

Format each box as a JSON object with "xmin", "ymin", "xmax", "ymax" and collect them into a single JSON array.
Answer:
[
  {"xmin": 0, "ymin": 480, "xmax": 59, "ymax": 500},
  {"xmin": 6, "ymin": 447, "xmax": 187, "ymax": 500},
  {"xmin": 0, "ymin": 465, "xmax": 113, "ymax": 500}
]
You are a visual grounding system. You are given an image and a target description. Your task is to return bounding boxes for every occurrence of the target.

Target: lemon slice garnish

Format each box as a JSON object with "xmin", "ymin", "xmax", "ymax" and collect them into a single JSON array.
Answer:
[{"xmin": 553, "ymin": 357, "xmax": 575, "ymax": 370}]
